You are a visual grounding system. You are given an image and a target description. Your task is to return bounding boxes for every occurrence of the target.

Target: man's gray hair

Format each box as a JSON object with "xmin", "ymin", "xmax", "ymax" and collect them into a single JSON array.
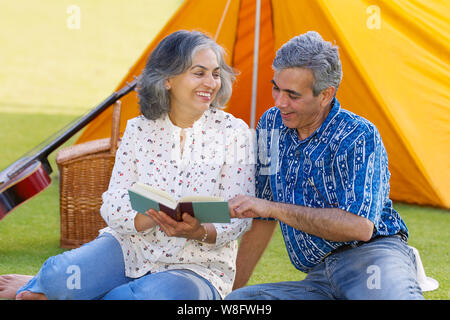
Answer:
[
  {"xmin": 272, "ymin": 31, "xmax": 342, "ymax": 96},
  {"xmin": 138, "ymin": 30, "xmax": 235, "ymax": 120}
]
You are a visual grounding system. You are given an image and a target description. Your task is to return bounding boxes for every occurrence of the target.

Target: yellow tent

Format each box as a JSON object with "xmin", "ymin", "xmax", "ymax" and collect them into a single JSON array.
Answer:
[{"xmin": 76, "ymin": 0, "xmax": 450, "ymax": 209}]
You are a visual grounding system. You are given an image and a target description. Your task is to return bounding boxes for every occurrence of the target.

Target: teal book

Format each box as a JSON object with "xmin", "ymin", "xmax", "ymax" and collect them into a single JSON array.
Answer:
[{"xmin": 128, "ymin": 182, "xmax": 231, "ymax": 223}]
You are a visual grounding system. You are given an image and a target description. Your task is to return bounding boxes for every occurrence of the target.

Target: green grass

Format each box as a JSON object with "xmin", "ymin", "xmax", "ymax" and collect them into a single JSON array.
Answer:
[{"xmin": 0, "ymin": 0, "xmax": 448, "ymax": 300}]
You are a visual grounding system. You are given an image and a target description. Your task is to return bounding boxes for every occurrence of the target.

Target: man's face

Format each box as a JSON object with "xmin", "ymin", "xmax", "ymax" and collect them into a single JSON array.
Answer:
[{"xmin": 272, "ymin": 67, "xmax": 333, "ymax": 139}]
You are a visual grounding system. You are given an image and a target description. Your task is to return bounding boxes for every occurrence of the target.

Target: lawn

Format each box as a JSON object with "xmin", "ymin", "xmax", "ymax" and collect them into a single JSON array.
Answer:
[{"xmin": 0, "ymin": 0, "xmax": 448, "ymax": 300}]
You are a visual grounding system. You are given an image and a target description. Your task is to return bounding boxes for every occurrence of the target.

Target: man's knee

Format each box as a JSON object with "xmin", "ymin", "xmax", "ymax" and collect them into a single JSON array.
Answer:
[
  {"xmin": 342, "ymin": 240, "xmax": 424, "ymax": 300},
  {"xmin": 364, "ymin": 263, "xmax": 423, "ymax": 299}
]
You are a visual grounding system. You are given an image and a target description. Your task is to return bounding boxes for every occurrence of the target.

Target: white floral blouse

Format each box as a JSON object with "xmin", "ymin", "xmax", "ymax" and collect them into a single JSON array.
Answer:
[{"xmin": 99, "ymin": 108, "xmax": 255, "ymax": 298}]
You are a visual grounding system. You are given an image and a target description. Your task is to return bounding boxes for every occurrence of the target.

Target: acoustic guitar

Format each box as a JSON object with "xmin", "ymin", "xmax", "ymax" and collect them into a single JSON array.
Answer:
[{"xmin": 0, "ymin": 80, "xmax": 137, "ymax": 220}]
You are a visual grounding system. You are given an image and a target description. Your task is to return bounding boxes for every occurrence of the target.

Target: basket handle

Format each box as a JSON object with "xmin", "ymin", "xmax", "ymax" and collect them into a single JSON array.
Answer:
[{"xmin": 110, "ymin": 101, "xmax": 122, "ymax": 155}]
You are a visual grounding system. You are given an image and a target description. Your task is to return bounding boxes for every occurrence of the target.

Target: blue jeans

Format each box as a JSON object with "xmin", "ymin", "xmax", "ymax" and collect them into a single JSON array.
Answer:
[
  {"xmin": 17, "ymin": 232, "xmax": 220, "ymax": 300},
  {"xmin": 226, "ymin": 236, "xmax": 424, "ymax": 300}
]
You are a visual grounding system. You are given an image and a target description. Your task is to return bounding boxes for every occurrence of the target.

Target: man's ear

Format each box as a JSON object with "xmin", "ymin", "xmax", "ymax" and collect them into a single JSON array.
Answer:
[{"xmin": 320, "ymin": 86, "xmax": 336, "ymax": 107}]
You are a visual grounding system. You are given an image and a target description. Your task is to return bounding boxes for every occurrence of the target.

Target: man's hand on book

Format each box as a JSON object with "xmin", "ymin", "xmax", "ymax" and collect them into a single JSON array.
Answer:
[{"xmin": 229, "ymin": 195, "xmax": 273, "ymax": 219}]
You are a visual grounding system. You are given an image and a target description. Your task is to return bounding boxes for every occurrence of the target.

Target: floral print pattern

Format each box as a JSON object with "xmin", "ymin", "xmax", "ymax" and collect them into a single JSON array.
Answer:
[{"xmin": 100, "ymin": 108, "xmax": 256, "ymax": 298}]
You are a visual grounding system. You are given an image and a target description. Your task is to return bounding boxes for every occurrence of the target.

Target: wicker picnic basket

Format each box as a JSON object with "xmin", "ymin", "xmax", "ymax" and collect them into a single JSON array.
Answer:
[{"xmin": 56, "ymin": 101, "xmax": 122, "ymax": 249}]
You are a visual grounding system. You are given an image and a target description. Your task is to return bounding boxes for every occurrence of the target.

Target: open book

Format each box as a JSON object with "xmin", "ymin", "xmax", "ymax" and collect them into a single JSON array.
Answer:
[{"xmin": 128, "ymin": 182, "xmax": 230, "ymax": 223}]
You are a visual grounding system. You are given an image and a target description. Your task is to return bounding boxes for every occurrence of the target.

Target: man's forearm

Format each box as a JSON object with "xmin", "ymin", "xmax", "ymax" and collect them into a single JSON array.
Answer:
[
  {"xmin": 233, "ymin": 219, "xmax": 278, "ymax": 289},
  {"xmin": 268, "ymin": 201, "xmax": 373, "ymax": 242}
]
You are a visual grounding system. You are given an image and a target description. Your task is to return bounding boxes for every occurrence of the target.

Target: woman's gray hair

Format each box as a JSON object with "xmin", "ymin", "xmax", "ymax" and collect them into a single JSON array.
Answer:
[
  {"xmin": 138, "ymin": 30, "xmax": 235, "ymax": 120},
  {"xmin": 272, "ymin": 31, "xmax": 342, "ymax": 96}
]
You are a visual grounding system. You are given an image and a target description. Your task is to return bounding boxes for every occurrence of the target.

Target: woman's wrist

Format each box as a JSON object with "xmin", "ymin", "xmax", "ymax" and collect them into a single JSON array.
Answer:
[
  {"xmin": 195, "ymin": 223, "xmax": 216, "ymax": 244},
  {"xmin": 135, "ymin": 212, "xmax": 158, "ymax": 232},
  {"xmin": 200, "ymin": 225, "xmax": 208, "ymax": 242}
]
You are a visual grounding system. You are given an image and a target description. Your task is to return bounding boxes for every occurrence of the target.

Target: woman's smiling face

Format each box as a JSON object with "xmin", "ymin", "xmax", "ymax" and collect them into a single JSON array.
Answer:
[{"xmin": 167, "ymin": 48, "xmax": 221, "ymax": 121}]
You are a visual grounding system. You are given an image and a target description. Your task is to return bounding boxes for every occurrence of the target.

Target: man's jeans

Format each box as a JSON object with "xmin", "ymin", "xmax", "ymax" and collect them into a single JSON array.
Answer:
[{"xmin": 226, "ymin": 236, "xmax": 424, "ymax": 300}]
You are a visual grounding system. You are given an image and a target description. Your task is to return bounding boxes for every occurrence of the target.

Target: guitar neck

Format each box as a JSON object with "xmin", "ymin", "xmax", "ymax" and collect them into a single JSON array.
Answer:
[{"xmin": 33, "ymin": 80, "xmax": 137, "ymax": 163}]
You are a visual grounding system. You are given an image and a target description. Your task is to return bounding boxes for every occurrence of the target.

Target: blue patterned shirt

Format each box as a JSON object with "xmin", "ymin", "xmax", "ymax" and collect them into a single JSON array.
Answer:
[{"xmin": 256, "ymin": 98, "xmax": 408, "ymax": 273}]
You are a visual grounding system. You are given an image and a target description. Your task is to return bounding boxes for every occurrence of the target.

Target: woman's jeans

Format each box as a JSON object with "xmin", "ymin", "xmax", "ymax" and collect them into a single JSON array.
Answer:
[
  {"xmin": 17, "ymin": 232, "xmax": 220, "ymax": 300},
  {"xmin": 226, "ymin": 235, "xmax": 424, "ymax": 300}
]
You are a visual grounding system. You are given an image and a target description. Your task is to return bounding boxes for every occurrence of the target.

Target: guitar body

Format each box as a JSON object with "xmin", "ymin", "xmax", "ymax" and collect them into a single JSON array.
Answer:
[{"xmin": 0, "ymin": 159, "xmax": 51, "ymax": 220}]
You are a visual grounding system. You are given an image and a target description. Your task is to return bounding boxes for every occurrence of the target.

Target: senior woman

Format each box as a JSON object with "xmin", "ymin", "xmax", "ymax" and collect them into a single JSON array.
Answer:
[{"xmin": 0, "ymin": 30, "xmax": 255, "ymax": 300}]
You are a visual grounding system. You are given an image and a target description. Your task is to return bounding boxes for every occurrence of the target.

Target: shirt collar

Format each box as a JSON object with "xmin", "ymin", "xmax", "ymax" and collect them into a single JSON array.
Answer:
[{"xmin": 163, "ymin": 108, "xmax": 209, "ymax": 132}]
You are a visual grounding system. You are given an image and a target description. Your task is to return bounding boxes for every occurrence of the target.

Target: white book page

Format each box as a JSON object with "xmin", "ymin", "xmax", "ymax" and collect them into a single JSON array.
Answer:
[
  {"xmin": 132, "ymin": 182, "xmax": 177, "ymax": 209},
  {"xmin": 179, "ymin": 195, "xmax": 224, "ymax": 202}
]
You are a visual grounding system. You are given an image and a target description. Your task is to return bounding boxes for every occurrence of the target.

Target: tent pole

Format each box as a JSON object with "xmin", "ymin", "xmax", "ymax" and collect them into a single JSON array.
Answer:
[
  {"xmin": 250, "ymin": 0, "xmax": 261, "ymax": 129},
  {"xmin": 214, "ymin": 0, "xmax": 232, "ymax": 41}
]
